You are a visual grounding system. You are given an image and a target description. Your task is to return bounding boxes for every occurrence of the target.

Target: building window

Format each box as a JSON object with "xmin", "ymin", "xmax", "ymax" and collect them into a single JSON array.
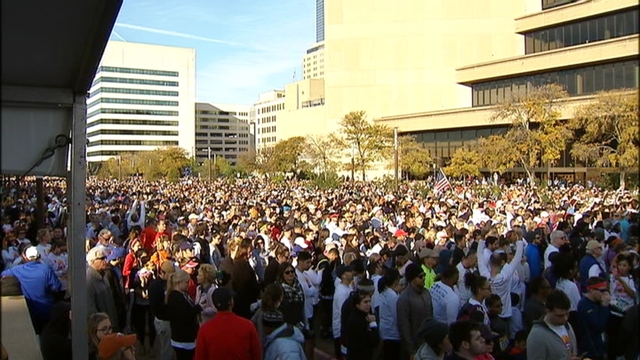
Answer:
[
  {"xmin": 87, "ymin": 108, "xmax": 179, "ymax": 118},
  {"xmin": 523, "ymin": 8, "xmax": 638, "ymax": 54},
  {"xmin": 98, "ymin": 66, "xmax": 179, "ymax": 77},
  {"xmin": 87, "ymin": 129, "xmax": 179, "ymax": 137},
  {"xmin": 470, "ymin": 59, "xmax": 638, "ymax": 107},
  {"xmin": 541, "ymin": 0, "xmax": 578, "ymax": 10},
  {"xmin": 92, "ymin": 77, "xmax": 179, "ymax": 87},
  {"xmin": 87, "ymin": 98, "xmax": 179, "ymax": 108},
  {"xmin": 87, "ymin": 118, "xmax": 179, "ymax": 127},
  {"xmin": 88, "ymin": 140, "xmax": 179, "ymax": 147},
  {"xmin": 89, "ymin": 87, "xmax": 179, "ymax": 98}
]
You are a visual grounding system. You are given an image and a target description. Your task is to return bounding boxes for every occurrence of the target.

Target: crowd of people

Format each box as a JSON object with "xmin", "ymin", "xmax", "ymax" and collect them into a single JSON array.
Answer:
[{"xmin": 0, "ymin": 176, "xmax": 639, "ymax": 360}]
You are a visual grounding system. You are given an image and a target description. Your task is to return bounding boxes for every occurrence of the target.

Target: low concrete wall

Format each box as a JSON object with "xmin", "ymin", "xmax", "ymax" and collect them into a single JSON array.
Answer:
[{"xmin": 1, "ymin": 296, "xmax": 42, "ymax": 360}]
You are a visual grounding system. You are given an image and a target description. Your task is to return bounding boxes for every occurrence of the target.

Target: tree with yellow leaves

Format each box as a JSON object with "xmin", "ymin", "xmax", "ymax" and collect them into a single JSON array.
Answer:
[
  {"xmin": 476, "ymin": 134, "xmax": 518, "ymax": 175},
  {"xmin": 384, "ymin": 135, "xmax": 433, "ymax": 179},
  {"xmin": 569, "ymin": 89, "xmax": 639, "ymax": 190},
  {"xmin": 491, "ymin": 84, "xmax": 571, "ymax": 183},
  {"xmin": 445, "ymin": 146, "xmax": 481, "ymax": 178}
]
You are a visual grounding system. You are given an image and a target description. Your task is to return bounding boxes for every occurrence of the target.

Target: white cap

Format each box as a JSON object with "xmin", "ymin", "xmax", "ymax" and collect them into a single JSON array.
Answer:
[
  {"xmin": 294, "ymin": 237, "xmax": 308, "ymax": 249},
  {"xmin": 188, "ymin": 213, "xmax": 199, "ymax": 220},
  {"xmin": 541, "ymin": 211, "xmax": 550, "ymax": 218},
  {"xmin": 25, "ymin": 246, "xmax": 39, "ymax": 260}
]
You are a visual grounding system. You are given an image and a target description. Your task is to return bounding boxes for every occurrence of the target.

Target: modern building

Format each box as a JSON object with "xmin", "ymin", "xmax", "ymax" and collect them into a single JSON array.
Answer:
[
  {"xmin": 316, "ymin": 0, "xmax": 325, "ymax": 43},
  {"xmin": 253, "ymin": 90, "xmax": 285, "ymax": 149},
  {"xmin": 303, "ymin": 42, "xmax": 325, "ymax": 80},
  {"xmin": 86, "ymin": 41, "xmax": 196, "ymax": 163},
  {"xmin": 277, "ymin": 0, "xmax": 638, "ymax": 179},
  {"xmin": 194, "ymin": 103, "xmax": 251, "ymax": 166}
]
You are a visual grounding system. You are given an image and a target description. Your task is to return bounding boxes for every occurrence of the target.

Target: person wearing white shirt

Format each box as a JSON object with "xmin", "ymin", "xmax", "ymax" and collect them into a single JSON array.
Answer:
[
  {"xmin": 456, "ymin": 250, "xmax": 477, "ymax": 308},
  {"xmin": 35, "ymin": 228, "xmax": 52, "ymax": 260},
  {"xmin": 295, "ymin": 252, "xmax": 322, "ymax": 325},
  {"xmin": 482, "ymin": 237, "xmax": 499, "ymax": 269},
  {"xmin": 551, "ymin": 252, "xmax": 581, "ymax": 311},
  {"xmin": 45, "ymin": 241, "xmax": 68, "ymax": 290},
  {"xmin": 430, "ymin": 265, "xmax": 460, "ymax": 325},
  {"xmin": 478, "ymin": 237, "xmax": 524, "ymax": 321},
  {"xmin": 332, "ymin": 265, "xmax": 353, "ymax": 358},
  {"xmin": 544, "ymin": 230, "xmax": 568, "ymax": 269},
  {"xmin": 377, "ymin": 269, "xmax": 402, "ymax": 360}
]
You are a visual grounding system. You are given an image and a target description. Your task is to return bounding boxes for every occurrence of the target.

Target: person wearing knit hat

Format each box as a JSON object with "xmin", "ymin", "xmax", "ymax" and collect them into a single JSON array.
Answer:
[
  {"xmin": 414, "ymin": 318, "xmax": 452, "ymax": 359},
  {"xmin": 397, "ymin": 262, "xmax": 433, "ymax": 357}
]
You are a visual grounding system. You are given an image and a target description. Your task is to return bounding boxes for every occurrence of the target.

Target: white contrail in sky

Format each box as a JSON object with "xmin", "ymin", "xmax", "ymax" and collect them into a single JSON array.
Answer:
[{"xmin": 114, "ymin": 23, "xmax": 245, "ymax": 47}]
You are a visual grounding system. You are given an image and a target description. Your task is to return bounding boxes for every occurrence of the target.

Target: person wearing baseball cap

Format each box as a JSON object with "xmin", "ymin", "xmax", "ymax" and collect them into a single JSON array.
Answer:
[
  {"xmin": 195, "ymin": 287, "xmax": 261, "ymax": 360},
  {"xmin": 1, "ymin": 245, "xmax": 63, "ymax": 336},
  {"xmin": 577, "ymin": 277, "xmax": 610, "ymax": 359},
  {"xmin": 419, "ymin": 247, "xmax": 439, "ymax": 289}
]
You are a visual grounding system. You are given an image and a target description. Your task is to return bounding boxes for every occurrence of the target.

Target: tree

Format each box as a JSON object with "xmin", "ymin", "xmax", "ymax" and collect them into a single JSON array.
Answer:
[
  {"xmin": 335, "ymin": 111, "xmax": 393, "ymax": 179},
  {"xmin": 569, "ymin": 89, "xmax": 639, "ymax": 190},
  {"xmin": 445, "ymin": 147, "xmax": 481, "ymax": 178},
  {"xmin": 237, "ymin": 149, "xmax": 258, "ymax": 174},
  {"xmin": 305, "ymin": 134, "xmax": 343, "ymax": 179},
  {"xmin": 475, "ymin": 135, "xmax": 517, "ymax": 175},
  {"xmin": 385, "ymin": 135, "xmax": 433, "ymax": 179},
  {"xmin": 271, "ymin": 136, "xmax": 309, "ymax": 174},
  {"xmin": 491, "ymin": 84, "xmax": 571, "ymax": 182}
]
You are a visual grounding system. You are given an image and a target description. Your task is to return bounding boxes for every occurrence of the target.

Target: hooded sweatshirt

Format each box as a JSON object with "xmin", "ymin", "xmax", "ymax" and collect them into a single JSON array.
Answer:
[
  {"xmin": 263, "ymin": 323, "xmax": 306, "ymax": 360},
  {"xmin": 526, "ymin": 320, "xmax": 577, "ymax": 360}
]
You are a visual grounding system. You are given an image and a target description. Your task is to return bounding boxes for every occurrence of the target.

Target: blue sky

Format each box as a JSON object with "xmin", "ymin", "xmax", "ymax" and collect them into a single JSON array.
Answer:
[{"xmin": 111, "ymin": 0, "xmax": 316, "ymax": 105}]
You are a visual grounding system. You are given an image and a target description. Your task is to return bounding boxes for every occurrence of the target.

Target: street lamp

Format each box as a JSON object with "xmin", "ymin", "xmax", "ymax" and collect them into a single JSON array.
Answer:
[
  {"xmin": 208, "ymin": 147, "xmax": 212, "ymax": 181},
  {"xmin": 351, "ymin": 144, "xmax": 355, "ymax": 182}
]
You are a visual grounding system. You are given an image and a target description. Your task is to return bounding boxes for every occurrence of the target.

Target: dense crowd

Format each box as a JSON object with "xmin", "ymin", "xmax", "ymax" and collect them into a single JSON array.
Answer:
[{"xmin": 1, "ymin": 176, "xmax": 639, "ymax": 360}]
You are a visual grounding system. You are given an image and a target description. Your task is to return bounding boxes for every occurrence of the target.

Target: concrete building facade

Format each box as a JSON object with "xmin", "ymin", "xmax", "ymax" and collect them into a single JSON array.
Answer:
[
  {"xmin": 253, "ymin": 90, "xmax": 285, "ymax": 149},
  {"xmin": 303, "ymin": 42, "xmax": 325, "ymax": 80},
  {"xmin": 195, "ymin": 103, "xmax": 251, "ymax": 166},
  {"xmin": 277, "ymin": 0, "xmax": 638, "ymax": 179},
  {"xmin": 86, "ymin": 41, "xmax": 196, "ymax": 163}
]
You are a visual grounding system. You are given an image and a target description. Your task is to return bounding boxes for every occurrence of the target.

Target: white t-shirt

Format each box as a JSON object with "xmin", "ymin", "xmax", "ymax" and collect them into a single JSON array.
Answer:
[
  {"xmin": 546, "ymin": 321, "xmax": 574, "ymax": 354},
  {"xmin": 430, "ymin": 281, "xmax": 460, "ymax": 324},
  {"xmin": 332, "ymin": 283, "xmax": 352, "ymax": 338},
  {"xmin": 456, "ymin": 262, "xmax": 473, "ymax": 308},
  {"xmin": 610, "ymin": 275, "xmax": 636, "ymax": 316},
  {"xmin": 555, "ymin": 278, "xmax": 581, "ymax": 311},
  {"xmin": 544, "ymin": 244, "xmax": 559, "ymax": 269}
]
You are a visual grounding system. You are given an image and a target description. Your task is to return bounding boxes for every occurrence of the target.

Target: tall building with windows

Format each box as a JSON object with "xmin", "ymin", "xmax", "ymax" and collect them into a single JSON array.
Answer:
[
  {"xmin": 195, "ymin": 103, "xmax": 251, "ymax": 166},
  {"xmin": 277, "ymin": 0, "xmax": 638, "ymax": 179},
  {"xmin": 253, "ymin": 90, "xmax": 285, "ymax": 149},
  {"xmin": 316, "ymin": 0, "xmax": 325, "ymax": 42},
  {"xmin": 86, "ymin": 41, "xmax": 196, "ymax": 163},
  {"xmin": 303, "ymin": 42, "xmax": 325, "ymax": 80}
]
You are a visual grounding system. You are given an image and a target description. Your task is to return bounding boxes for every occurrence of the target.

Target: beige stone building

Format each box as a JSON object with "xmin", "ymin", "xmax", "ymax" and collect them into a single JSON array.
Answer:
[
  {"xmin": 277, "ymin": 0, "xmax": 639, "ymax": 179},
  {"xmin": 303, "ymin": 42, "xmax": 325, "ymax": 80},
  {"xmin": 195, "ymin": 103, "xmax": 251, "ymax": 166},
  {"xmin": 252, "ymin": 90, "xmax": 285, "ymax": 149}
]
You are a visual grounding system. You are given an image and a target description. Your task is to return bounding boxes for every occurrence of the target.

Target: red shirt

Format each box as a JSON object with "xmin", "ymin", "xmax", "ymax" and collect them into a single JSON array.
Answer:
[
  {"xmin": 195, "ymin": 311, "xmax": 261, "ymax": 360},
  {"xmin": 140, "ymin": 226, "xmax": 157, "ymax": 251}
]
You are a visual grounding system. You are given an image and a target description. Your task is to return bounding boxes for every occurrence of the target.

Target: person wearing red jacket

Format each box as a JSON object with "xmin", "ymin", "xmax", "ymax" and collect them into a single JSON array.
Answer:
[{"xmin": 195, "ymin": 288, "xmax": 261, "ymax": 360}]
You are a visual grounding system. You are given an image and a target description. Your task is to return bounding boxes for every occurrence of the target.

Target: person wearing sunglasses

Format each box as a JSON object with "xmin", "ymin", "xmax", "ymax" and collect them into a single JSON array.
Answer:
[
  {"xmin": 87, "ymin": 247, "xmax": 120, "ymax": 332},
  {"xmin": 576, "ymin": 277, "xmax": 611, "ymax": 360}
]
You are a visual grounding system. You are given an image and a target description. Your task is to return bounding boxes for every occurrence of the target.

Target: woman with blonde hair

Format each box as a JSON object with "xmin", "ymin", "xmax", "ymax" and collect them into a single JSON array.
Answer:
[
  {"xmin": 195, "ymin": 263, "xmax": 218, "ymax": 325},
  {"xmin": 88, "ymin": 312, "xmax": 135, "ymax": 360},
  {"xmin": 166, "ymin": 270, "xmax": 202, "ymax": 360}
]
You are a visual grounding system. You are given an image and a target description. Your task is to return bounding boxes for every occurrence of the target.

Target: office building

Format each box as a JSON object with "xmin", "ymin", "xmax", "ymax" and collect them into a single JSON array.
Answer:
[
  {"xmin": 195, "ymin": 103, "xmax": 251, "ymax": 166},
  {"xmin": 303, "ymin": 42, "xmax": 325, "ymax": 80},
  {"xmin": 253, "ymin": 90, "xmax": 285, "ymax": 149},
  {"xmin": 86, "ymin": 41, "xmax": 196, "ymax": 163},
  {"xmin": 277, "ymin": 0, "xmax": 638, "ymax": 179},
  {"xmin": 316, "ymin": 0, "xmax": 325, "ymax": 42}
]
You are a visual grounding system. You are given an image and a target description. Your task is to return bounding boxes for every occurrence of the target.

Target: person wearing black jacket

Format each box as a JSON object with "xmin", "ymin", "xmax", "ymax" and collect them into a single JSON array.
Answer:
[
  {"xmin": 319, "ymin": 247, "xmax": 340, "ymax": 338},
  {"xmin": 40, "ymin": 301, "xmax": 71, "ymax": 360},
  {"xmin": 148, "ymin": 260, "xmax": 175, "ymax": 360},
  {"xmin": 346, "ymin": 290, "xmax": 380, "ymax": 360},
  {"xmin": 231, "ymin": 239, "xmax": 261, "ymax": 319},
  {"xmin": 341, "ymin": 278, "xmax": 375, "ymax": 355},
  {"xmin": 166, "ymin": 269, "xmax": 202, "ymax": 360}
]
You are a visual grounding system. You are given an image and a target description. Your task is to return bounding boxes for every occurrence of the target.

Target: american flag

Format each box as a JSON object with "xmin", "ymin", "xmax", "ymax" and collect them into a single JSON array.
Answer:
[{"xmin": 434, "ymin": 168, "xmax": 451, "ymax": 194}]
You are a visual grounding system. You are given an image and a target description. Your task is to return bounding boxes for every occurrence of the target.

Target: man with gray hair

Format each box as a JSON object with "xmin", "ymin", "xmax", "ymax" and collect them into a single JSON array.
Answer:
[
  {"xmin": 86, "ymin": 247, "xmax": 119, "ymax": 330},
  {"xmin": 544, "ymin": 230, "xmax": 568, "ymax": 269},
  {"xmin": 94, "ymin": 228, "xmax": 114, "ymax": 257}
]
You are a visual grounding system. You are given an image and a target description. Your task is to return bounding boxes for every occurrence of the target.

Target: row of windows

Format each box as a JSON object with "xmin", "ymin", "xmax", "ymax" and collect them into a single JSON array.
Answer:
[
  {"xmin": 89, "ymin": 87, "xmax": 179, "ymax": 98},
  {"xmin": 88, "ymin": 108, "xmax": 179, "ymax": 118},
  {"xmin": 471, "ymin": 59, "xmax": 639, "ymax": 107},
  {"xmin": 88, "ymin": 140, "xmax": 179, "ymax": 147},
  {"xmin": 194, "ymin": 139, "xmax": 251, "ymax": 145},
  {"xmin": 205, "ymin": 133, "xmax": 247, "ymax": 138},
  {"xmin": 98, "ymin": 66, "xmax": 179, "ymax": 77},
  {"xmin": 260, "ymin": 137, "xmax": 276, "ymax": 143},
  {"xmin": 88, "ymin": 98, "xmax": 179, "ymax": 108},
  {"xmin": 93, "ymin": 77, "xmax": 179, "ymax": 87},
  {"xmin": 197, "ymin": 118, "xmax": 247, "ymax": 124},
  {"xmin": 258, "ymin": 103, "xmax": 284, "ymax": 114},
  {"xmin": 198, "ymin": 125, "xmax": 249, "ymax": 131},
  {"xmin": 302, "ymin": 98, "xmax": 325, "ymax": 108},
  {"xmin": 259, "ymin": 115, "xmax": 277, "ymax": 124},
  {"xmin": 87, "ymin": 150, "xmax": 127, "ymax": 157},
  {"xmin": 524, "ymin": 8, "xmax": 638, "ymax": 54},
  {"xmin": 87, "ymin": 118, "xmax": 179, "ymax": 127},
  {"xmin": 195, "ymin": 146, "xmax": 249, "ymax": 153},
  {"xmin": 87, "ymin": 129, "xmax": 179, "ymax": 137},
  {"xmin": 197, "ymin": 110, "xmax": 248, "ymax": 116},
  {"xmin": 541, "ymin": 0, "xmax": 577, "ymax": 10}
]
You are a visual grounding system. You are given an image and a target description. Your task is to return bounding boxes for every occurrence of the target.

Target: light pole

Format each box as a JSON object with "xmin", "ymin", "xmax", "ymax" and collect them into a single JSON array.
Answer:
[
  {"xmin": 208, "ymin": 147, "xmax": 212, "ymax": 181},
  {"xmin": 351, "ymin": 144, "xmax": 355, "ymax": 182},
  {"xmin": 117, "ymin": 155, "xmax": 122, "ymax": 181},
  {"xmin": 393, "ymin": 127, "xmax": 399, "ymax": 190}
]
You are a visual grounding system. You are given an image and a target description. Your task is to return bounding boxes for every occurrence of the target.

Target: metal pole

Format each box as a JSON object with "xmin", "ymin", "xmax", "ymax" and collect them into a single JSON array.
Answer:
[
  {"xmin": 70, "ymin": 93, "xmax": 88, "ymax": 360},
  {"xmin": 351, "ymin": 144, "xmax": 355, "ymax": 182},
  {"xmin": 36, "ymin": 176, "xmax": 45, "ymax": 230},
  {"xmin": 213, "ymin": 153, "xmax": 217, "ymax": 178},
  {"xmin": 393, "ymin": 127, "xmax": 399, "ymax": 190},
  {"xmin": 208, "ymin": 147, "xmax": 212, "ymax": 181}
]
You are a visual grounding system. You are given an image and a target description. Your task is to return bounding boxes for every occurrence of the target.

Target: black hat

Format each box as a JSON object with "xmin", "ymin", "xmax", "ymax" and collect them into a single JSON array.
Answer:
[
  {"xmin": 404, "ymin": 262, "xmax": 424, "ymax": 282},
  {"xmin": 212, "ymin": 287, "xmax": 235, "ymax": 311},
  {"xmin": 262, "ymin": 310, "xmax": 285, "ymax": 328},
  {"xmin": 417, "ymin": 318, "xmax": 449, "ymax": 345}
]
